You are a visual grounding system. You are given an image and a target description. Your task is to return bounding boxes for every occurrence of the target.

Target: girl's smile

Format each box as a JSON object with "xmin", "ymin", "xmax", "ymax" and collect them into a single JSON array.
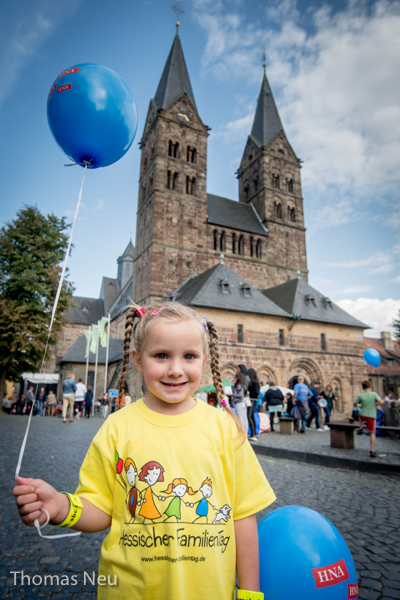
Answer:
[{"xmin": 132, "ymin": 319, "xmax": 207, "ymax": 415}]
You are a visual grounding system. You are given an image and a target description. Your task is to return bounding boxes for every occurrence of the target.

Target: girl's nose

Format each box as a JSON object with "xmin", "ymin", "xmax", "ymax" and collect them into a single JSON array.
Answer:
[{"xmin": 167, "ymin": 359, "xmax": 184, "ymax": 376}]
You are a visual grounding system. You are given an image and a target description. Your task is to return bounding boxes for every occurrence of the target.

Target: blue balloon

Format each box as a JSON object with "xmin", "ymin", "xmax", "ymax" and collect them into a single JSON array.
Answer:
[
  {"xmin": 47, "ymin": 63, "xmax": 137, "ymax": 168},
  {"xmin": 363, "ymin": 348, "xmax": 381, "ymax": 368},
  {"xmin": 259, "ymin": 506, "xmax": 358, "ymax": 600}
]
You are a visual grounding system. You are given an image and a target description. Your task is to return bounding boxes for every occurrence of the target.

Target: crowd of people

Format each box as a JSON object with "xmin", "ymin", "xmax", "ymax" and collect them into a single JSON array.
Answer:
[{"xmin": 225, "ymin": 366, "xmax": 338, "ymax": 439}]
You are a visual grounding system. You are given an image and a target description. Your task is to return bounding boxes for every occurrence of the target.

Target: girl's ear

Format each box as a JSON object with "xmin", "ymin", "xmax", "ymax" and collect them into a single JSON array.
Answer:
[{"xmin": 132, "ymin": 349, "xmax": 143, "ymax": 373}]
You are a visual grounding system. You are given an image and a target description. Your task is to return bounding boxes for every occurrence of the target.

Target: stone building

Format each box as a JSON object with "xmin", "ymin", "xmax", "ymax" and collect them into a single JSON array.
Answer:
[{"xmin": 51, "ymin": 27, "xmax": 370, "ymax": 413}]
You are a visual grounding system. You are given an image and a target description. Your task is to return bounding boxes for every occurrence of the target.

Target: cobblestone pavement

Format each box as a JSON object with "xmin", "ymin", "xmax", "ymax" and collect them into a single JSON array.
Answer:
[
  {"xmin": 254, "ymin": 423, "xmax": 400, "ymax": 467},
  {"xmin": 1, "ymin": 413, "xmax": 399, "ymax": 599}
]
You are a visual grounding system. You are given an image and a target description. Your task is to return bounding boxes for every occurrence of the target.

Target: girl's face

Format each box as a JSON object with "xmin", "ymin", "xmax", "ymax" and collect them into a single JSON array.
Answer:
[
  {"xmin": 173, "ymin": 484, "xmax": 187, "ymax": 497},
  {"xmin": 133, "ymin": 319, "xmax": 207, "ymax": 415},
  {"xmin": 145, "ymin": 466, "xmax": 161, "ymax": 486}
]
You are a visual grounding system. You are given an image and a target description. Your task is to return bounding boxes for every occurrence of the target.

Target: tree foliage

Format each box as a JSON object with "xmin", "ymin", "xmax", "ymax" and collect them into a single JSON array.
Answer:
[
  {"xmin": 0, "ymin": 206, "xmax": 74, "ymax": 398},
  {"xmin": 393, "ymin": 310, "xmax": 400, "ymax": 341}
]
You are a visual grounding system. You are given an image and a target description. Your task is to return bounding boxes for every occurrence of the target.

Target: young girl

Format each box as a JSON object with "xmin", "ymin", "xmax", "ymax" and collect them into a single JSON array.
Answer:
[{"xmin": 13, "ymin": 302, "xmax": 275, "ymax": 600}]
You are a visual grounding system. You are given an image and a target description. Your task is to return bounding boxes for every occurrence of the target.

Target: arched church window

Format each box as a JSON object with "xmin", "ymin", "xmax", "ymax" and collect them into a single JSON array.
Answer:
[
  {"xmin": 272, "ymin": 174, "xmax": 280, "ymax": 189},
  {"xmin": 243, "ymin": 180, "xmax": 249, "ymax": 200},
  {"xmin": 168, "ymin": 140, "xmax": 179, "ymax": 158},
  {"xmin": 288, "ymin": 207, "xmax": 296, "ymax": 222},
  {"xmin": 167, "ymin": 171, "xmax": 178, "ymax": 190},
  {"xmin": 220, "ymin": 231, "xmax": 226, "ymax": 252},
  {"xmin": 274, "ymin": 202, "xmax": 282, "ymax": 219},
  {"xmin": 256, "ymin": 239, "xmax": 262, "ymax": 259},
  {"xmin": 287, "ymin": 178, "xmax": 293, "ymax": 193},
  {"xmin": 213, "ymin": 230, "xmax": 218, "ymax": 251},
  {"xmin": 253, "ymin": 172, "xmax": 259, "ymax": 191},
  {"xmin": 187, "ymin": 146, "xmax": 197, "ymax": 163},
  {"xmin": 250, "ymin": 237, "xmax": 254, "ymax": 257},
  {"xmin": 186, "ymin": 176, "xmax": 196, "ymax": 195},
  {"xmin": 232, "ymin": 233, "xmax": 236, "ymax": 254},
  {"xmin": 168, "ymin": 140, "xmax": 173, "ymax": 157},
  {"xmin": 238, "ymin": 235, "xmax": 244, "ymax": 256}
]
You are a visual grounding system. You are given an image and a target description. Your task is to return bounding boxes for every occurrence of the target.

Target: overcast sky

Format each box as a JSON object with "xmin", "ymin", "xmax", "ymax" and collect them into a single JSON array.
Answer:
[{"xmin": 1, "ymin": 0, "xmax": 399, "ymax": 338}]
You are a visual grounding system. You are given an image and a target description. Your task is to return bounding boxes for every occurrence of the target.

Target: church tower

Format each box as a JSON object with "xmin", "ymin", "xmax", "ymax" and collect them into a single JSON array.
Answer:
[
  {"xmin": 132, "ymin": 27, "xmax": 210, "ymax": 305},
  {"xmin": 237, "ymin": 65, "xmax": 308, "ymax": 284}
]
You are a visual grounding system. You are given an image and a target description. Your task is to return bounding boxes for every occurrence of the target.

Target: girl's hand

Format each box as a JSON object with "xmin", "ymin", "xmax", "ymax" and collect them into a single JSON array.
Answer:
[{"xmin": 13, "ymin": 476, "xmax": 68, "ymax": 527}]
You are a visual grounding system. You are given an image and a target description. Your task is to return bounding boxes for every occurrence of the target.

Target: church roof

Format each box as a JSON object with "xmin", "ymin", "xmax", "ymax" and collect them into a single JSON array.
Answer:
[
  {"xmin": 100, "ymin": 277, "xmax": 120, "ymax": 314},
  {"xmin": 120, "ymin": 240, "xmax": 135, "ymax": 259},
  {"xmin": 109, "ymin": 276, "xmax": 133, "ymax": 320},
  {"xmin": 170, "ymin": 262, "xmax": 289, "ymax": 317},
  {"xmin": 65, "ymin": 297, "xmax": 104, "ymax": 325},
  {"xmin": 207, "ymin": 194, "xmax": 268, "ymax": 237},
  {"xmin": 153, "ymin": 33, "xmax": 197, "ymax": 111},
  {"xmin": 250, "ymin": 71, "xmax": 284, "ymax": 149},
  {"xmin": 59, "ymin": 335, "xmax": 124, "ymax": 365},
  {"xmin": 262, "ymin": 277, "xmax": 369, "ymax": 329}
]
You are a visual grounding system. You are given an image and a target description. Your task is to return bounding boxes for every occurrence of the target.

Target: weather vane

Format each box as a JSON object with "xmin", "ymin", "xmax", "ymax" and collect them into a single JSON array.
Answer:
[
  {"xmin": 262, "ymin": 45, "xmax": 267, "ymax": 73},
  {"xmin": 171, "ymin": 0, "xmax": 185, "ymax": 31}
]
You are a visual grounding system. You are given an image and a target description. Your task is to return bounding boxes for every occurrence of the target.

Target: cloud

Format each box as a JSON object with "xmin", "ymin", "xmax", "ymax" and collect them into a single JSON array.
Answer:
[
  {"xmin": 94, "ymin": 199, "xmax": 105, "ymax": 211},
  {"xmin": 192, "ymin": 0, "xmax": 400, "ymax": 233},
  {"xmin": 337, "ymin": 286, "xmax": 372, "ymax": 295},
  {"xmin": 324, "ymin": 247, "xmax": 397, "ymax": 275},
  {"xmin": 336, "ymin": 297, "xmax": 400, "ymax": 337},
  {"xmin": 0, "ymin": 0, "xmax": 82, "ymax": 108}
]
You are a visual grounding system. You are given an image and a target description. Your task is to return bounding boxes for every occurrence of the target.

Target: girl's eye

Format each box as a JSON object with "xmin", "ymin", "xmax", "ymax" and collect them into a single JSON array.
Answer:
[
  {"xmin": 185, "ymin": 354, "xmax": 196, "ymax": 360},
  {"xmin": 156, "ymin": 353, "xmax": 168, "ymax": 360}
]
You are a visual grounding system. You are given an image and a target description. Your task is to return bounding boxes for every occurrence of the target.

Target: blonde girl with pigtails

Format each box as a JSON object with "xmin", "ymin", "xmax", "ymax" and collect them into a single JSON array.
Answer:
[{"xmin": 13, "ymin": 301, "xmax": 275, "ymax": 600}]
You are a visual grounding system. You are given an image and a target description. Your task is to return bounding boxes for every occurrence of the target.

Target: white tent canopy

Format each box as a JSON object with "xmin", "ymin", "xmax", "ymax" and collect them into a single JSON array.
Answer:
[{"xmin": 21, "ymin": 373, "xmax": 59, "ymax": 384}]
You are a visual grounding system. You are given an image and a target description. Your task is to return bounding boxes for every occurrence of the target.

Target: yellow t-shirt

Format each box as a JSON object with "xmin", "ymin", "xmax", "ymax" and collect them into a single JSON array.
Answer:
[{"xmin": 75, "ymin": 398, "xmax": 276, "ymax": 600}]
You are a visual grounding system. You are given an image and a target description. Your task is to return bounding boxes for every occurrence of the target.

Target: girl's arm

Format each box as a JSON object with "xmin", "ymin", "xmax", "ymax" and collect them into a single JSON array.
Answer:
[
  {"xmin": 234, "ymin": 514, "xmax": 260, "ymax": 592},
  {"xmin": 13, "ymin": 476, "xmax": 111, "ymax": 533}
]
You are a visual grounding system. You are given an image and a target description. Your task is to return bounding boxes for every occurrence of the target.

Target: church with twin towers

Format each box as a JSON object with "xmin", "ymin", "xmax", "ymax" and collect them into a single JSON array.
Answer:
[{"xmin": 52, "ymin": 25, "xmax": 368, "ymax": 412}]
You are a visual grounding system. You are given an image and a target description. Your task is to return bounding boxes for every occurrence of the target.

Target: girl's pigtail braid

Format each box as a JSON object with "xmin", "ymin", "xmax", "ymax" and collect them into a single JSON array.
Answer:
[
  {"xmin": 206, "ymin": 319, "xmax": 246, "ymax": 442},
  {"xmin": 118, "ymin": 306, "xmax": 137, "ymax": 408}
]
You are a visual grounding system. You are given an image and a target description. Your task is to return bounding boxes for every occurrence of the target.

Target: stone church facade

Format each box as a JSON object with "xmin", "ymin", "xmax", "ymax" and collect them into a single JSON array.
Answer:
[{"xmin": 50, "ymin": 28, "xmax": 369, "ymax": 412}]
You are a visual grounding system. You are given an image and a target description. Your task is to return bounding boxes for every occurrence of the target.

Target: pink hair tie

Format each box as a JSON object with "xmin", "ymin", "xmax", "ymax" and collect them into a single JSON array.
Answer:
[
  {"xmin": 202, "ymin": 316, "xmax": 209, "ymax": 333},
  {"xmin": 151, "ymin": 306, "xmax": 166, "ymax": 316},
  {"xmin": 221, "ymin": 399, "xmax": 228, "ymax": 408},
  {"xmin": 136, "ymin": 307, "xmax": 147, "ymax": 318}
]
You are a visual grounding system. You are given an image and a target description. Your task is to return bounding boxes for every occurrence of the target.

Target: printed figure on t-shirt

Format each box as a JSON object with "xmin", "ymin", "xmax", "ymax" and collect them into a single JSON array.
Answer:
[
  {"xmin": 192, "ymin": 478, "xmax": 216, "ymax": 523},
  {"xmin": 212, "ymin": 504, "xmax": 231, "ymax": 525},
  {"xmin": 138, "ymin": 461, "xmax": 165, "ymax": 522},
  {"xmin": 160, "ymin": 478, "xmax": 196, "ymax": 522},
  {"xmin": 124, "ymin": 458, "xmax": 140, "ymax": 523}
]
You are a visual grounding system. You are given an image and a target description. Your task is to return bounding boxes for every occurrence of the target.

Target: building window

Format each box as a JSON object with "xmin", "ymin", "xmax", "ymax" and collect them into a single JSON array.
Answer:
[
  {"xmin": 288, "ymin": 207, "xmax": 296, "ymax": 222},
  {"xmin": 275, "ymin": 202, "xmax": 282, "ymax": 219},
  {"xmin": 250, "ymin": 237, "xmax": 254, "ymax": 257},
  {"xmin": 167, "ymin": 171, "xmax": 178, "ymax": 190},
  {"xmin": 241, "ymin": 284, "xmax": 251, "ymax": 298},
  {"xmin": 272, "ymin": 174, "xmax": 280, "ymax": 189},
  {"xmin": 256, "ymin": 239, "xmax": 262, "ymax": 258},
  {"xmin": 287, "ymin": 178, "xmax": 293, "ymax": 193},
  {"xmin": 321, "ymin": 333, "xmax": 327, "ymax": 351},
  {"xmin": 187, "ymin": 146, "xmax": 197, "ymax": 163},
  {"xmin": 221, "ymin": 278, "xmax": 230, "ymax": 294},
  {"xmin": 279, "ymin": 329, "xmax": 284, "ymax": 346},
  {"xmin": 253, "ymin": 172, "xmax": 259, "ymax": 191},
  {"xmin": 238, "ymin": 235, "xmax": 244, "ymax": 255},
  {"xmin": 305, "ymin": 294, "xmax": 316, "ymax": 307},
  {"xmin": 186, "ymin": 176, "xmax": 195, "ymax": 195},
  {"xmin": 220, "ymin": 231, "xmax": 226, "ymax": 252},
  {"xmin": 238, "ymin": 324, "xmax": 243, "ymax": 343},
  {"xmin": 168, "ymin": 140, "xmax": 179, "ymax": 158},
  {"xmin": 87, "ymin": 371, "xmax": 95, "ymax": 388},
  {"xmin": 232, "ymin": 233, "xmax": 236, "ymax": 254},
  {"xmin": 243, "ymin": 180, "xmax": 249, "ymax": 200},
  {"xmin": 213, "ymin": 230, "xmax": 218, "ymax": 251}
]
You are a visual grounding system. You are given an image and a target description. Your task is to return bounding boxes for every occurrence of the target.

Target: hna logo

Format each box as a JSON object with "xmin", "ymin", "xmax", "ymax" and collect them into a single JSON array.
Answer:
[
  {"xmin": 312, "ymin": 558, "xmax": 349, "ymax": 589},
  {"xmin": 348, "ymin": 583, "xmax": 358, "ymax": 598}
]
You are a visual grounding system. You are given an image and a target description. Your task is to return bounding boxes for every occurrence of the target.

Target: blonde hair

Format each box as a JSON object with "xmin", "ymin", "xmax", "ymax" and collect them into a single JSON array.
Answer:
[
  {"xmin": 124, "ymin": 458, "xmax": 137, "ymax": 472},
  {"xmin": 162, "ymin": 477, "xmax": 196, "ymax": 495},
  {"xmin": 118, "ymin": 301, "xmax": 246, "ymax": 441}
]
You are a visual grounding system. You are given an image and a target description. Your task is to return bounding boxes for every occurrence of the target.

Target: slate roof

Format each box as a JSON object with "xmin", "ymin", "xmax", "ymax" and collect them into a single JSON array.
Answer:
[
  {"xmin": 120, "ymin": 240, "xmax": 135, "ymax": 259},
  {"xmin": 65, "ymin": 297, "xmax": 104, "ymax": 325},
  {"xmin": 153, "ymin": 33, "xmax": 197, "ymax": 111},
  {"xmin": 262, "ymin": 278, "xmax": 369, "ymax": 329},
  {"xmin": 170, "ymin": 262, "xmax": 289, "ymax": 317},
  {"xmin": 100, "ymin": 277, "xmax": 120, "ymax": 314},
  {"xmin": 250, "ymin": 72, "xmax": 284, "ymax": 149},
  {"xmin": 59, "ymin": 336, "xmax": 124, "ymax": 365},
  {"xmin": 207, "ymin": 194, "xmax": 268, "ymax": 237},
  {"xmin": 109, "ymin": 276, "xmax": 133, "ymax": 320}
]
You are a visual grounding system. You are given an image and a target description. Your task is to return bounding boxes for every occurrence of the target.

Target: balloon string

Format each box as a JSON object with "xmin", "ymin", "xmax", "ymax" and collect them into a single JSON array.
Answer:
[{"xmin": 15, "ymin": 165, "xmax": 87, "ymax": 540}]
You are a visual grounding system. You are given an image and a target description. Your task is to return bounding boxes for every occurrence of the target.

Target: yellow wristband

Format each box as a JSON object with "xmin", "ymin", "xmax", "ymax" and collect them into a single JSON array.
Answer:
[
  {"xmin": 237, "ymin": 591, "xmax": 264, "ymax": 600},
  {"xmin": 57, "ymin": 492, "xmax": 83, "ymax": 528}
]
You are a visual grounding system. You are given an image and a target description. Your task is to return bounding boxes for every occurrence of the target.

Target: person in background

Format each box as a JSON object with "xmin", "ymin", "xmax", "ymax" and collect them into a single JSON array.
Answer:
[
  {"xmin": 47, "ymin": 391, "xmax": 56, "ymax": 417},
  {"xmin": 232, "ymin": 372, "xmax": 248, "ymax": 434},
  {"xmin": 62, "ymin": 373, "xmax": 77, "ymax": 423},
  {"xmin": 321, "ymin": 384, "xmax": 337, "ymax": 430},
  {"xmin": 293, "ymin": 376, "xmax": 312, "ymax": 434},
  {"xmin": 247, "ymin": 368, "xmax": 260, "ymax": 442},
  {"xmin": 74, "ymin": 378, "xmax": 87, "ymax": 419},
  {"xmin": 35, "ymin": 387, "xmax": 46, "ymax": 417},
  {"xmin": 25, "ymin": 386, "xmax": 34, "ymax": 415},
  {"xmin": 101, "ymin": 391, "xmax": 109, "ymax": 419},
  {"xmin": 354, "ymin": 380, "xmax": 384, "ymax": 458},
  {"xmin": 237, "ymin": 364, "xmax": 250, "ymax": 388},
  {"xmin": 308, "ymin": 381, "xmax": 324, "ymax": 431},
  {"xmin": 384, "ymin": 392, "xmax": 393, "ymax": 402},
  {"xmin": 284, "ymin": 392, "xmax": 294, "ymax": 416},
  {"xmin": 263, "ymin": 383, "xmax": 284, "ymax": 432},
  {"xmin": 84, "ymin": 385, "xmax": 93, "ymax": 418}
]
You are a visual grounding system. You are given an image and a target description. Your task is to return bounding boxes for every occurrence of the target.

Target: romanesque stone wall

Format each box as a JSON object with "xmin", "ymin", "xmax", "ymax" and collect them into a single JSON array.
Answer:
[{"xmin": 44, "ymin": 323, "xmax": 84, "ymax": 372}]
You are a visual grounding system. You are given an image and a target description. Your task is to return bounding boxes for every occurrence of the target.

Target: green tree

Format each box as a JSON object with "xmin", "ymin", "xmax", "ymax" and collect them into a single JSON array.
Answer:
[
  {"xmin": 0, "ymin": 206, "xmax": 74, "ymax": 408},
  {"xmin": 393, "ymin": 310, "xmax": 400, "ymax": 341}
]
